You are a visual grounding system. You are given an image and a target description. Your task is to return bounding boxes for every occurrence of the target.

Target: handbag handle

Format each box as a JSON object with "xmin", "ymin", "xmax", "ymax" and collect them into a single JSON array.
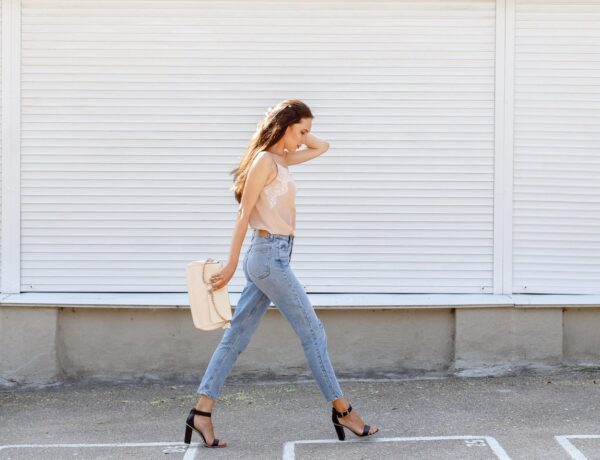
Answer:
[{"xmin": 202, "ymin": 258, "xmax": 230, "ymax": 323}]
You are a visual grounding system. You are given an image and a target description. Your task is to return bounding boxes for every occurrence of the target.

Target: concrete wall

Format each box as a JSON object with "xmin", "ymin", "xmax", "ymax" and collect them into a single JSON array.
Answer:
[
  {"xmin": 454, "ymin": 308, "xmax": 563, "ymax": 374},
  {"xmin": 0, "ymin": 307, "xmax": 61, "ymax": 386},
  {"xmin": 1, "ymin": 306, "xmax": 600, "ymax": 387},
  {"xmin": 563, "ymin": 308, "xmax": 600, "ymax": 365}
]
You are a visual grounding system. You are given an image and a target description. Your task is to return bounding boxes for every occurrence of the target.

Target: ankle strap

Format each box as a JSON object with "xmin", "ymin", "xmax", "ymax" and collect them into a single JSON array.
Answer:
[
  {"xmin": 191, "ymin": 408, "xmax": 211, "ymax": 417},
  {"xmin": 333, "ymin": 404, "xmax": 352, "ymax": 418}
]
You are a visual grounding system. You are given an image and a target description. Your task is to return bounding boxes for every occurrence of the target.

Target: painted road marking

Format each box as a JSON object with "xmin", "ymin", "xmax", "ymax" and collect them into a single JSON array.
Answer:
[
  {"xmin": 183, "ymin": 444, "xmax": 199, "ymax": 459},
  {"xmin": 0, "ymin": 441, "xmax": 197, "ymax": 457},
  {"xmin": 282, "ymin": 435, "xmax": 512, "ymax": 460},
  {"xmin": 1, "ymin": 436, "xmax": 512, "ymax": 460},
  {"xmin": 555, "ymin": 435, "xmax": 600, "ymax": 460}
]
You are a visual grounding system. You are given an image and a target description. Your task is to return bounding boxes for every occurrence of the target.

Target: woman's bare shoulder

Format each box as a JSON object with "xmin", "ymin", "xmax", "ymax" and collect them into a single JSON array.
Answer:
[{"xmin": 250, "ymin": 151, "xmax": 278, "ymax": 182}]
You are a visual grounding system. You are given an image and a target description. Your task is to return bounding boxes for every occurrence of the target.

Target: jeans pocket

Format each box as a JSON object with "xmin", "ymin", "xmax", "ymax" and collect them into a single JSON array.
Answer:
[
  {"xmin": 247, "ymin": 245, "xmax": 271, "ymax": 279},
  {"xmin": 276, "ymin": 242, "xmax": 290, "ymax": 266}
]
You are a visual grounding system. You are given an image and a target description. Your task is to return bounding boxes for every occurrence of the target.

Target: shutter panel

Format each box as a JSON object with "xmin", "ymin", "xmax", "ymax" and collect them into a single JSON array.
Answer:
[
  {"xmin": 21, "ymin": 0, "xmax": 256, "ymax": 291},
  {"xmin": 21, "ymin": 0, "xmax": 496, "ymax": 293},
  {"xmin": 513, "ymin": 0, "xmax": 600, "ymax": 294}
]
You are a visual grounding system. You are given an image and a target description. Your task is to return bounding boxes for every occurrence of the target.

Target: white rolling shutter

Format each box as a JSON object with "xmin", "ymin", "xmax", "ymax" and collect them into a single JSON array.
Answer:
[
  {"xmin": 513, "ymin": 0, "xmax": 600, "ymax": 294},
  {"xmin": 21, "ymin": 0, "xmax": 496, "ymax": 294}
]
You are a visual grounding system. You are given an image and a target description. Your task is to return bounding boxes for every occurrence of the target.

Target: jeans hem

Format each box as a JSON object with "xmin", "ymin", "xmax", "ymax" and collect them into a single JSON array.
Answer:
[
  {"xmin": 196, "ymin": 389, "xmax": 218, "ymax": 400},
  {"xmin": 326, "ymin": 393, "xmax": 345, "ymax": 403}
]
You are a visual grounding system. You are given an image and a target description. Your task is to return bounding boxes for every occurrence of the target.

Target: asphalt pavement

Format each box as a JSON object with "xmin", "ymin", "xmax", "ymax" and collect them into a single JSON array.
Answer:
[{"xmin": 1, "ymin": 368, "xmax": 600, "ymax": 459}]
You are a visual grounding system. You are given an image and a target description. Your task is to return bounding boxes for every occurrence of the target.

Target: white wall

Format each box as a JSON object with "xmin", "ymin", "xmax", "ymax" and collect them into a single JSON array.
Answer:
[{"xmin": 0, "ymin": 0, "xmax": 598, "ymax": 296}]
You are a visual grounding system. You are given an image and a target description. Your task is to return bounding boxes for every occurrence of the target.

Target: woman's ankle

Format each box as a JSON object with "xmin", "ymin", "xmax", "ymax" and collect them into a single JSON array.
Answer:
[
  {"xmin": 332, "ymin": 397, "xmax": 349, "ymax": 412},
  {"xmin": 196, "ymin": 394, "xmax": 215, "ymax": 412}
]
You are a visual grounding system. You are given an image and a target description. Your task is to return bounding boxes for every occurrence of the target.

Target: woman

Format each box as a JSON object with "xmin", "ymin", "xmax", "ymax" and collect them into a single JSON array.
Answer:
[{"xmin": 184, "ymin": 99, "xmax": 379, "ymax": 448}]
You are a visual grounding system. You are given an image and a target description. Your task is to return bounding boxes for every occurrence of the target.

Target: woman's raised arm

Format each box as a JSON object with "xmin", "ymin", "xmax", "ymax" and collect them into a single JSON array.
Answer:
[{"xmin": 286, "ymin": 133, "xmax": 330, "ymax": 166}]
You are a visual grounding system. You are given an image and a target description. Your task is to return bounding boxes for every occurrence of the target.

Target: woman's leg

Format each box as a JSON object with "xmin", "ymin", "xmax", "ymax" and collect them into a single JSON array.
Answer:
[
  {"xmin": 196, "ymin": 278, "xmax": 271, "ymax": 399},
  {"xmin": 190, "ymin": 250, "xmax": 272, "ymax": 446},
  {"xmin": 246, "ymin": 235, "xmax": 378, "ymax": 436},
  {"xmin": 250, "ymin": 240, "xmax": 343, "ymax": 402}
]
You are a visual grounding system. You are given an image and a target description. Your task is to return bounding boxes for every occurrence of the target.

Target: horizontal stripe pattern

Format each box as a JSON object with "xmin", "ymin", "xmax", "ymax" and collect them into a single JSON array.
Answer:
[
  {"xmin": 513, "ymin": 0, "xmax": 600, "ymax": 294},
  {"xmin": 21, "ymin": 0, "xmax": 495, "ymax": 293}
]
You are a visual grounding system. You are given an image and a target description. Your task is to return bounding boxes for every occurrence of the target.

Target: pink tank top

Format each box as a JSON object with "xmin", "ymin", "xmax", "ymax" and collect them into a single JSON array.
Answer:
[{"xmin": 248, "ymin": 152, "xmax": 297, "ymax": 236}]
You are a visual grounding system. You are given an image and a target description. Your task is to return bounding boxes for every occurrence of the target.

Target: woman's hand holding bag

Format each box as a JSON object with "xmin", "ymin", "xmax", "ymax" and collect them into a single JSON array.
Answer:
[
  {"xmin": 209, "ymin": 262, "xmax": 236, "ymax": 292},
  {"xmin": 186, "ymin": 259, "xmax": 233, "ymax": 331}
]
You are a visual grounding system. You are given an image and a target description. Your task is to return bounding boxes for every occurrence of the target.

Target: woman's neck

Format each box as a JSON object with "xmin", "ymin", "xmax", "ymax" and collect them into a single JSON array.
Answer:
[
  {"xmin": 266, "ymin": 148, "xmax": 287, "ymax": 160},
  {"xmin": 266, "ymin": 141, "xmax": 288, "ymax": 156}
]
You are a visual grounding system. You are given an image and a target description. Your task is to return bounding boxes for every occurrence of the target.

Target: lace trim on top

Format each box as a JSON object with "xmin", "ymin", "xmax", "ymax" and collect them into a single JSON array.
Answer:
[{"xmin": 263, "ymin": 162, "xmax": 292, "ymax": 208}]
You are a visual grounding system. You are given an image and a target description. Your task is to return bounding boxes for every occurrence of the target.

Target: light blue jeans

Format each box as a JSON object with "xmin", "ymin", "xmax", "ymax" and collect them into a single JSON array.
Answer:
[{"xmin": 197, "ymin": 229, "xmax": 344, "ymax": 402}]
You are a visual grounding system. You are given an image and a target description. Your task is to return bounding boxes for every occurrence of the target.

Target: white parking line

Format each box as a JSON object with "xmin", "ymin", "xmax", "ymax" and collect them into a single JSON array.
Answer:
[
  {"xmin": 183, "ymin": 445, "xmax": 199, "ymax": 459},
  {"xmin": 282, "ymin": 435, "xmax": 512, "ymax": 460},
  {"xmin": 0, "ymin": 441, "xmax": 197, "ymax": 456},
  {"xmin": 555, "ymin": 435, "xmax": 600, "ymax": 460}
]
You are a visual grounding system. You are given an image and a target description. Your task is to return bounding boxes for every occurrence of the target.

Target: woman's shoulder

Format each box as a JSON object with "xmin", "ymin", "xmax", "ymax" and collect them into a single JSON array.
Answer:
[
  {"xmin": 251, "ymin": 151, "xmax": 279, "ymax": 183},
  {"xmin": 256, "ymin": 150, "xmax": 271, "ymax": 159},
  {"xmin": 253, "ymin": 150, "xmax": 277, "ymax": 167},
  {"xmin": 259, "ymin": 150, "xmax": 289, "ymax": 167}
]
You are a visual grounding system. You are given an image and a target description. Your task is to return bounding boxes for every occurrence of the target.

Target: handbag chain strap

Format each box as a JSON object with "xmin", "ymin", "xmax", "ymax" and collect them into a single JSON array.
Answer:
[{"xmin": 202, "ymin": 258, "xmax": 230, "ymax": 323}]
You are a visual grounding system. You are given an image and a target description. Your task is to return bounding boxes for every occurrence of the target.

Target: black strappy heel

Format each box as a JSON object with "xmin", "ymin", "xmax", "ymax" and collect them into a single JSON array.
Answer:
[
  {"xmin": 331, "ymin": 404, "xmax": 379, "ymax": 441},
  {"xmin": 184, "ymin": 408, "xmax": 226, "ymax": 448}
]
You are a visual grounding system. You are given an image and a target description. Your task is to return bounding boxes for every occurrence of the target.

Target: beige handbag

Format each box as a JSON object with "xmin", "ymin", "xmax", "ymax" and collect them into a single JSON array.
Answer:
[{"xmin": 186, "ymin": 258, "xmax": 232, "ymax": 330}]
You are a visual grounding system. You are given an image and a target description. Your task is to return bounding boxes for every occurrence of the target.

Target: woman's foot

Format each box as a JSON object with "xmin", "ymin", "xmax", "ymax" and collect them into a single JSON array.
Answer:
[
  {"xmin": 335, "ymin": 405, "xmax": 378, "ymax": 435},
  {"xmin": 332, "ymin": 398, "xmax": 378, "ymax": 437},
  {"xmin": 192, "ymin": 413, "xmax": 226, "ymax": 447},
  {"xmin": 184, "ymin": 396, "xmax": 226, "ymax": 448}
]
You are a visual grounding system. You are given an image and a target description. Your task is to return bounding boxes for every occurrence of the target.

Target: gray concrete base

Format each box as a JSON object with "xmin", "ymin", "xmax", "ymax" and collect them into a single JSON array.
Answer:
[
  {"xmin": 454, "ymin": 308, "xmax": 563, "ymax": 371},
  {"xmin": 1, "ymin": 306, "xmax": 600, "ymax": 387},
  {"xmin": 0, "ymin": 307, "xmax": 61, "ymax": 386}
]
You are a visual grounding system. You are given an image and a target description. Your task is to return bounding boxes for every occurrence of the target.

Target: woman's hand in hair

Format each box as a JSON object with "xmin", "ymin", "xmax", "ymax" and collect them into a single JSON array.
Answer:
[
  {"xmin": 209, "ymin": 262, "xmax": 236, "ymax": 292},
  {"xmin": 287, "ymin": 133, "xmax": 330, "ymax": 166},
  {"xmin": 304, "ymin": 133, "xmax": 329, "ymax": 150}
]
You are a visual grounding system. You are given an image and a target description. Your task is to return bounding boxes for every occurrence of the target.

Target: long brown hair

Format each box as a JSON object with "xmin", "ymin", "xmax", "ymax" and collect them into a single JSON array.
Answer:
[{"xmin": 230, "ymin": 99, "xmax": 313, "ymax": 203}]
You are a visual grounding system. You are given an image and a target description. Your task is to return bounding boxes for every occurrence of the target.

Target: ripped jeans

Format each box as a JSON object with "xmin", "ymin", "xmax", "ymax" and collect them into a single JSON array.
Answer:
[{"xmin": 197, "ymin": 229, "xmax": 344, "ymax": 402}]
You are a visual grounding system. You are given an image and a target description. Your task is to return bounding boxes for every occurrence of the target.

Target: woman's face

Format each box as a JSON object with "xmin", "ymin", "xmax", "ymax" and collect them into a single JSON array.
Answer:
[{"xmin": 284, "ymin": 117, "xmax": 312, "ymax": 152}]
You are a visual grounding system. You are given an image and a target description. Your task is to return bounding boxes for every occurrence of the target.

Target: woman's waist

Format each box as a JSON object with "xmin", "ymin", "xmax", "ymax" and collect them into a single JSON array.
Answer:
[{"xmin": 251, "ymin": 228, "xmax": 294, "ymax": 243}]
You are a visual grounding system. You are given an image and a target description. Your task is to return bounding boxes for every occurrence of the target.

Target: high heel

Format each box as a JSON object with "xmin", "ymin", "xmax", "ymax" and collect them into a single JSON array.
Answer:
[
  {"xmin": 331, "ymin": 404, "xmax": 379, "ymax": 441},
  {"xmin": 184, "ymin": 408, "xmax": 226, "ymax": 448}
]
